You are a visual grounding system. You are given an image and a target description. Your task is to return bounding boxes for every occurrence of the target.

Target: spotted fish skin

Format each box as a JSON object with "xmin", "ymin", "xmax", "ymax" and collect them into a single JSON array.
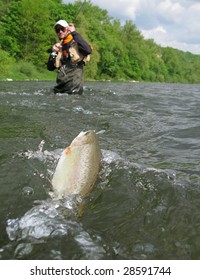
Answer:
[{"xmin": 52, "ymin": 130, "xmax": 101, "ymax": 199}]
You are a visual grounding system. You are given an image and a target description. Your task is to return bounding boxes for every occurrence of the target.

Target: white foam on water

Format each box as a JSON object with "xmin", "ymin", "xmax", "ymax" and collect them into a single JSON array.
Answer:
[{"xmin": 6, "ymin": 197, "xmax": 105, "ymax": 259}]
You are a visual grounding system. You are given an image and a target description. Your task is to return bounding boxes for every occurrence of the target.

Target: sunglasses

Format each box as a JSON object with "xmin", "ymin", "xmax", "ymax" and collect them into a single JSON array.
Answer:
[{"xmin": 55, "ymin": 26, "xmax": 66, "ymax": 33}]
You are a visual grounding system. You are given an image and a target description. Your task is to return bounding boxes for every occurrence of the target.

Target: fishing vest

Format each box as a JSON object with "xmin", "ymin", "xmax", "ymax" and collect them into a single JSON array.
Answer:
[{"xmin": 55, "ymin": 35, "xmax": 90, "ymax": 68}]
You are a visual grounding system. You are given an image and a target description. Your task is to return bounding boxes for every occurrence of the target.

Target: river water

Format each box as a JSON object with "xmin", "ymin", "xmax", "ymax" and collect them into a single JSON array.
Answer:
[{"xmin": 0, "ymin": 80, "xmax": 200, "ymax": 260}]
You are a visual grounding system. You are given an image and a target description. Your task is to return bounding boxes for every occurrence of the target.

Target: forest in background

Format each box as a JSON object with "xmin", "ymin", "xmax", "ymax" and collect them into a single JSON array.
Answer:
[{"xmin": 0, "ymin": 0, "xmax": 200, "ymax": 83}]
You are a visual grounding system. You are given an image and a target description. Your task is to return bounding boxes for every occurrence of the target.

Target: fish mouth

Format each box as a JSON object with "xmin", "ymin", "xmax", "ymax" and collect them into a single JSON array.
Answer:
[
  {"xmin": 78, "ymin": 130, "xmax": 95, "ymax": 137},
  {"xmin": 71, "ymin": 130, "xmax": 97, "ymax": 146}
]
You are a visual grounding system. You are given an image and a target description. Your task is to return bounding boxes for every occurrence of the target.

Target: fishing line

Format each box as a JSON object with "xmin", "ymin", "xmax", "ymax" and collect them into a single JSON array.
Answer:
[
  {"xmin": 73, "ymin": 0, "xmax": 102, "ymax": 133},
  {"xmin": 94, "ymin": 99, "xmax": 104, "ymax": 133},
  {"xmin": 93, "ymin": 87, "xmax": 112, "ymax": 134},
  {"xmin": 57, "ymin": 1, "xmax": 104, "ymax": 135}
]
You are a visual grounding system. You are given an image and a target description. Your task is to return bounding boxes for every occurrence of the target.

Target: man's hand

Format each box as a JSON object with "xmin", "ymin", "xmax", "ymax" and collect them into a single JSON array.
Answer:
[
  {"xmin": 67, "ymin": 23, "xmax": 76, "ymax": 33},
  {"xmin": 52, "ymin": 43, "xmax": 62, "ymax": 52}
]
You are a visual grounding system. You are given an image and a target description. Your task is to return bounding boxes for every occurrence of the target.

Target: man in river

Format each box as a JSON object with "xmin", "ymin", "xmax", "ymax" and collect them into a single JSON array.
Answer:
[{"xmin": 47, "ymin": 20, "xmax": 92, "ymax": 94}]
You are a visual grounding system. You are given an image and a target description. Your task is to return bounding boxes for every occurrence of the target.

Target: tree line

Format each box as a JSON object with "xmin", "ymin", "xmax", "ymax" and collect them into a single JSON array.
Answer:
[{"xmin": 0, "ymin": 0, "xmax": 200, "ymax": 83}]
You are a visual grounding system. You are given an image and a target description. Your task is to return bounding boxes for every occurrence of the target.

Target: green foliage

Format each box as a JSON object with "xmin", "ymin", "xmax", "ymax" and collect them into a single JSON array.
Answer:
[
  {"xmin": 0, "ymin": 0, "xmax": 200, "ymax": 83},
  {"xmin": 0, "ymin": 48, "xmax": 15, "ymax": 74},
  {"xmin": 15, "ymin": 60, "xmax": 38, "ymax": 77}
]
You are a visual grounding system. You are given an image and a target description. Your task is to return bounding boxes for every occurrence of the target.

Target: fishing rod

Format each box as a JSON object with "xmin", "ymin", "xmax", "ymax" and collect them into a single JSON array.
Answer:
[{"xmin": 72, "ymin": 0, "xmax": 87, "ymax": 24}]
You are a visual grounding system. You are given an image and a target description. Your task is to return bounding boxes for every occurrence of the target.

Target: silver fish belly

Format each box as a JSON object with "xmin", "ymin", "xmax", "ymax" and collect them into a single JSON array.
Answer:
[{"xmin": 51, "ymin": 130, "xmax": 101, "ymax": 198}]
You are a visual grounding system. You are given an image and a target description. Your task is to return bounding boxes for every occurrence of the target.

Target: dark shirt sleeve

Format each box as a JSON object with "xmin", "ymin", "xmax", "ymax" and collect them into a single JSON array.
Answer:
[{"xmin": 71, "ymin": 31, "xmax": 92, "ymax": 56}]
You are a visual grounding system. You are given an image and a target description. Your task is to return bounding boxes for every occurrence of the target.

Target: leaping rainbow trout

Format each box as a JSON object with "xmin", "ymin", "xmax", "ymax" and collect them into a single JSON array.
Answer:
[{"xmin": 52, "ymin": 130, "xmax": 101, "ymax": 199}]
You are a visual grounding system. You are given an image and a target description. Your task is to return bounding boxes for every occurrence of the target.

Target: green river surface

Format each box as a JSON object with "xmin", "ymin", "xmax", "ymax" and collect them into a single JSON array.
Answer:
[{"xmin": 0, "ymin": 80, "xmax": 200, "ymax": 260}]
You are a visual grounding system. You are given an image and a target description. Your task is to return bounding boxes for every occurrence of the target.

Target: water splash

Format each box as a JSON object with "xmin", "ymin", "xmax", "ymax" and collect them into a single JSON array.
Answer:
[
  {"xmin": 22, "ymin": 187, "xmax": 34, "ymax": 197},
  {"xmin": 6, "ymin": 196, "xmax": 105, "ymax": 259}
]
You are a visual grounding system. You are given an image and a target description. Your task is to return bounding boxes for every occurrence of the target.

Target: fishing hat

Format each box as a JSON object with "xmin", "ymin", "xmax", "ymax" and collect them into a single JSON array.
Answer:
[{"xmin": 54, "ymin": 20, "xmax": 69, "ymax": 28}]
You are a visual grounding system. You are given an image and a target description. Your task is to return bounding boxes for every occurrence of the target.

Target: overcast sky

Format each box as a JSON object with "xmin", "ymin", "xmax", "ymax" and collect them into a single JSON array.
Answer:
[{"xmin": 63, "ymin": 0, "xmax": 200, "ymax": 54}]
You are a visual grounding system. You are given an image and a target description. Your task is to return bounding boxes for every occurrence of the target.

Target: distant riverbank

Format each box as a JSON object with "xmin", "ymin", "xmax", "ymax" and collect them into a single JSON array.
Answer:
[
  {"xmin": 0, "ymin": 61, "xmax": 56, "ymax": 81},
  {"xmin": 0, "ymin": 61, "xmax": 198, "ymax": 84}
]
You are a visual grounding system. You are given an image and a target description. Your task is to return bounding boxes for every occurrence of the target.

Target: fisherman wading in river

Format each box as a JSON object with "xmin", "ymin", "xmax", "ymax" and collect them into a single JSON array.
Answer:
[{"xmin": 47, "ymin": 20, "xmax": 92, "ymax": 94}]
